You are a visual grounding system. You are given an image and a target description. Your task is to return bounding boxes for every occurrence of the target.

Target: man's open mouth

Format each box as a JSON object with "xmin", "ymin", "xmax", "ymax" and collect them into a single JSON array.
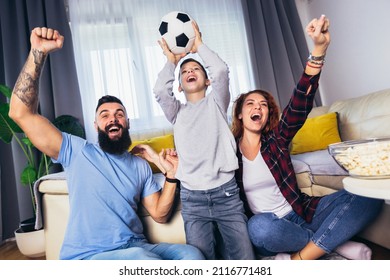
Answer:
[{"xmin": 106, "ymin": 124, "xmax": 122, "ymax": 135}]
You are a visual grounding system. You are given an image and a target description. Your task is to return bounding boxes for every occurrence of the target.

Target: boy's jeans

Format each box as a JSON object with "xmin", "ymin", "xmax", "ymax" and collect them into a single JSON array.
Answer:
[{"xmin": 180, "ymin": 178, "xmax": 255, "ymax": 260}]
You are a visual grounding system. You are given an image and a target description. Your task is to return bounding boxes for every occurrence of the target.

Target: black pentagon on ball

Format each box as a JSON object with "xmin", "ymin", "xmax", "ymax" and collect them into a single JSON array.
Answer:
[
  {"xmin": 176, "ymin": 13, "xmax": 191, "ymax": 23},
  {"xmin": 176, "ymin": 33, "xmax": 189, "ymax": 48},
  {"xmin": 159, "ymin": 21, "xmax": 168, "ymax": 36}
]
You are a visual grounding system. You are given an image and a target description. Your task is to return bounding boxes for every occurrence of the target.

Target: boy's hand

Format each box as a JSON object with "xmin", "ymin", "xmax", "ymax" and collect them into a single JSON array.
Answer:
[
  {"xmin": 158, "ymin": 37, "xmax": 186, "ymax": 65},
  {"xmin": 189, "ymin": 21, "xmax": 203, "ymax": 53}
]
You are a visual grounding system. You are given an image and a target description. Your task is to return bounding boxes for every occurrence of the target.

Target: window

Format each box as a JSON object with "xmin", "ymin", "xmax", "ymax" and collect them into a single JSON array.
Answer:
[{"xmin": 68, "ymin": 0, "xmax": 254, "ymax": 141}]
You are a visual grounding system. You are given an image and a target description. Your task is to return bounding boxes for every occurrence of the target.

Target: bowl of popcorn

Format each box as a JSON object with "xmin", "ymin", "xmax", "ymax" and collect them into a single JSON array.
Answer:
[{"xmin": 328, "ymin": 138, "xmax": 390, "ymax": 179}]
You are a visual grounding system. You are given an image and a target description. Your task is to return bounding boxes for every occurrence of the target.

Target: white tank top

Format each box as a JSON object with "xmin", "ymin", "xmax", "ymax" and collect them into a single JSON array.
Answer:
[{"xmin": 241, "ymin": 150, "xmax": 292, "ymax": 218}]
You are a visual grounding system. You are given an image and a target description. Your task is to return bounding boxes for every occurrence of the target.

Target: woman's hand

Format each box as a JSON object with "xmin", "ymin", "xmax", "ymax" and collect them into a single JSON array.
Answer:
[{"xmin": 306, "ymin": 15, "xmax": 330, "ymax": 55}]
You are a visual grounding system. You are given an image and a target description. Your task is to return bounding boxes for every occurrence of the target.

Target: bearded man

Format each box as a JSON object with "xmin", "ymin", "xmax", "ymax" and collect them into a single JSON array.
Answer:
[{"xmin": 9, "ymin": 26, "xmax": 204, "ymax": 260}]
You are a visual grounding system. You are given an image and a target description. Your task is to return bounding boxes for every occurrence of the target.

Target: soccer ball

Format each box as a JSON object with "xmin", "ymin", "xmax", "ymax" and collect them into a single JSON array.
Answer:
[{"xmin": 158, "ymin": 11, "xmax": 195, "ymax": 55}]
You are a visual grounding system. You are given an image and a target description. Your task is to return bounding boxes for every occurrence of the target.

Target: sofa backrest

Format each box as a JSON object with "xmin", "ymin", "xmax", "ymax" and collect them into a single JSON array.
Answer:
[
  {"xmin": 308, "ymin": 105, "xmax": 330, "ymax": 118},
  {"xmin": 131, "ymin": 127, "xmax": 173, "ymax": 141},
  {"xmin": 328, "ymin": 88, "xmax": 390, "ymax": 141}
]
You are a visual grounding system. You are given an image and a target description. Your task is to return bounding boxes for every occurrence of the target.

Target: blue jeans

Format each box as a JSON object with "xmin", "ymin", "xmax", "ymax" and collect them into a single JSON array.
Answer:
[
  {"xmin": 84, "ymin": 239, "xmax": 205, "ymax": 260},
  {"xmin": 180, "ymin": 178, "xmax": 255, "ymax": 260},
  {"xmin": 248, "ymin": 189, "xmax": 383, "ymax": 256}
]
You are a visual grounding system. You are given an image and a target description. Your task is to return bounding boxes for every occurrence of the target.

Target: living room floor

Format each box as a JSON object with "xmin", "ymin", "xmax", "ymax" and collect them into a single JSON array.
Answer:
[{"xmin": 0, "ymin": 237, "xmax": 389, "ymax": 260}]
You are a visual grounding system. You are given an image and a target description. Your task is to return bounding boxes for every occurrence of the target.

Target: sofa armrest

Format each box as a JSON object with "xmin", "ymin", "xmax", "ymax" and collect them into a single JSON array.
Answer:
[{"xmin": 39, "ymin": 179, "xmax": 68, "ymax": 194}]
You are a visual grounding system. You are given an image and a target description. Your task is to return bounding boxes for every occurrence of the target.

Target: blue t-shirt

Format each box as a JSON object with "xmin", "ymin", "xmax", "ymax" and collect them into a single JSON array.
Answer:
[{"xmin": 54, "ymin": 133, "xmax": 161, "ymax": 260}]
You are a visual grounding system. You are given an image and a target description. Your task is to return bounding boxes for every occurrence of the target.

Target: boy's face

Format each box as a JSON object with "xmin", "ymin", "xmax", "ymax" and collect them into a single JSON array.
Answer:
[{"xmin": 178, "ymin": 61, "xmax": 210, "ymax": 94}]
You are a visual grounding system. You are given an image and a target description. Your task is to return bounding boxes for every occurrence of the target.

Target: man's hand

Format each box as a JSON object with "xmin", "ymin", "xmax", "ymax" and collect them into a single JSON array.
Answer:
[
  {"xmin": 131, "ymin": 144, "xmax": 178, "ymax": 177},
  {"xmin": 159, "ymin": 148, "xmax": 178, "ymax": 178},
  {"xmin": 140, "ymin": 147, "xmax": 179, "ymax": 223},
  {"xmin": 30, "ymin": 27, "xmax": 64, "ymax": 55},
  {"xmin": 131, "ymin": 144, "xmax": 160, "ymax": 165}
]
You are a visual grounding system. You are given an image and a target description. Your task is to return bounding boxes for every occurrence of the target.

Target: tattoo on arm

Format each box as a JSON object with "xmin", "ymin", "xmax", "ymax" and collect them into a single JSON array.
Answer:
[{"xmin": 13, "ymin": 49, "xmax": 46, "ymax": 110}]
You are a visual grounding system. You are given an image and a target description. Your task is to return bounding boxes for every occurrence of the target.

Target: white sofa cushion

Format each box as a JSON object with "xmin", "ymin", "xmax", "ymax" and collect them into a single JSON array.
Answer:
[
  {"xmin": 329, "ymin": 88, "xmax": 390, "ymax": 141},
  {"xmin": 291, "ymin": 149, "xmax": 348, "ymax": 176}
]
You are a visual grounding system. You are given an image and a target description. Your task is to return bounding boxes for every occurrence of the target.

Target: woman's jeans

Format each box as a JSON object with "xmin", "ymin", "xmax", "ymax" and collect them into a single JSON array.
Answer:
[
  {"xmin": 84, "ymin": 239, "xmax": 205, "ymax": 260},
  {"xmin": 247, "ymin": 189, "xmax": 383, "ymax": 256},
  {"xmin": 180, "ymin": 178, "xmax": 255, "ymax": 260}
]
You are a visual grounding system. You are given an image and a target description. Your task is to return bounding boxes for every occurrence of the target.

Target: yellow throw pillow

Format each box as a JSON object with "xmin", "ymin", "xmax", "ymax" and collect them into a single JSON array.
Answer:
[
  {"xmin": 129, "ymin": 134, "xmax": 175, "ymax": 173},
  {"xmin": 290, "ymin": 112, "xmax": 341, "ymax": 155}
]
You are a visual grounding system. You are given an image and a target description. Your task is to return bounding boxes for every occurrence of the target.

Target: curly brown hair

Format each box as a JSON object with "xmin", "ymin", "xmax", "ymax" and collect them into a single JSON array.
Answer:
[{"xmin": 231, "ymin": 89, "xmax": 280, "ymax": 139}]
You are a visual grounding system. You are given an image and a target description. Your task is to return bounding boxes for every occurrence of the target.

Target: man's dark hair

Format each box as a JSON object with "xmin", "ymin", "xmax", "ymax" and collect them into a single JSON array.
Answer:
[
  {"xmin": 179, "ymin": 58, "xmax": 208, "ymax": 80},
  {"xmin": 95, "ymin": 95, "xmax": 124, "ymax": 112}
]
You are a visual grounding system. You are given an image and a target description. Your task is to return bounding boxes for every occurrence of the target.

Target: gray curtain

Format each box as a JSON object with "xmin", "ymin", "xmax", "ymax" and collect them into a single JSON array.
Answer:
[
  {"xmin": 0, "ymin": 0, "xmax": 84, "ymax": 241},
  {"xmin": 242, "ymin": 0, "xmax": 322, "ymax": 108},
  {"xmin": 0, "ymin": 166, "xmax": 2, "ymax": 242}
]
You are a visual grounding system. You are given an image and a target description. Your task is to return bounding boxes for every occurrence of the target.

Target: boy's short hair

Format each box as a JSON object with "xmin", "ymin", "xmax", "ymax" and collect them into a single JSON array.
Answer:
[
  {"xmin": 95, "ymin": 95, "xmax": 125, "ymax": 112},
  {"xmin": 179, "ymin": 58, "xmax": 208, "ymax": 80}
]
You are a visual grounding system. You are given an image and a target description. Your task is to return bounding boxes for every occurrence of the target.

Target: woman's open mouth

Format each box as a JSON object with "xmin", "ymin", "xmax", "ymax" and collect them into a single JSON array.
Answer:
[{"xmin": 250, "ymin": 113, "xmax": 261, "ymax": 121}]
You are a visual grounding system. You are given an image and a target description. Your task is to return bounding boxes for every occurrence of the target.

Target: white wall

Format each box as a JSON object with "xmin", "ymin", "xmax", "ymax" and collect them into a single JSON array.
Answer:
[{"xmin": 295, "ymin": 0, "xmax": 390, "ymax": 105}]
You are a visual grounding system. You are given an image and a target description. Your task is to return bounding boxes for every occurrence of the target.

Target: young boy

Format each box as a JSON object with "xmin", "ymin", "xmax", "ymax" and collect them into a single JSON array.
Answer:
[{"xmin": 153, "ymin": 21, "xmax": 254, "ymax": 260}]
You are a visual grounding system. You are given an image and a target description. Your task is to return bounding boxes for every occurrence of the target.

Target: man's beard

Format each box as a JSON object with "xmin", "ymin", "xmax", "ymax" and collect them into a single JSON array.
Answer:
[{"xmin": 98, "ymin": 125, "xmax": 132, "ymax": 155}]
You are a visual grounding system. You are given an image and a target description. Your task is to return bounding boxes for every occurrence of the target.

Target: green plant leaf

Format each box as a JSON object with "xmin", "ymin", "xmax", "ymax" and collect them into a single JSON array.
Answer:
[
  {"xmin": 2, "ymin": 83, "xmax": 86, "ymax": 215},
  {"xmin": 38, "ymin": 153, "xmax": 52, "ymax": 179},
  {"xmin": 21, "ymin": 164, "xmax": 38, "ymax": 185},
  {"xmin": 22, "ymin": 137, "xmax": 33, "ymax": 148},
  {"xmin": 0, "ymin": 103, "xmax": 24, "ymax": 143},
  {"xmin": 53, "ymin": 114, "xmax": 85, "ymax": 139},
  {"xmin": 0, "ymin": 84, "xmax": 12, "ymax": 98}
]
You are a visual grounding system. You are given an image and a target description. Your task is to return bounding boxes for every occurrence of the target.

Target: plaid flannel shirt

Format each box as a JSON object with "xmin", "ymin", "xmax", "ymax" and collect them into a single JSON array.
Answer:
[{"xmin": 236, "ymin": 72, "xmax": 323, "ymax": 223}]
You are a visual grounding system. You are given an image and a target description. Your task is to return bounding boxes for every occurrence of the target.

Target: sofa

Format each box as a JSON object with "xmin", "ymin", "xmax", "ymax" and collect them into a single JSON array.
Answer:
[
  {"xmin": 36, "ymin": 88, "xmax": 390, "ymax": 260},
  {"xmin": 290, "ymin": 87, "xmax": 390, "ymax": 250}
]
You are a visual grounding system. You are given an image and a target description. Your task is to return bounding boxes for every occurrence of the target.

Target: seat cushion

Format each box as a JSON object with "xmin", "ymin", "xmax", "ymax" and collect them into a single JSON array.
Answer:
[{"xmin": 291, "ymin": 149, "xmax": 348, "ymax": 176}]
